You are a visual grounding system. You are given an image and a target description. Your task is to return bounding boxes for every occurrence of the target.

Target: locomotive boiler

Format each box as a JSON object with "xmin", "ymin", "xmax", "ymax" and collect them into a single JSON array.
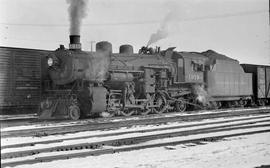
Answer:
[
  {"xmin": 39, "ymin": 35, "xmax": 255, "ymax": 120},
  {"xmin": 47, "ymin": 35, "xmax": 111, "ymax": 84}
]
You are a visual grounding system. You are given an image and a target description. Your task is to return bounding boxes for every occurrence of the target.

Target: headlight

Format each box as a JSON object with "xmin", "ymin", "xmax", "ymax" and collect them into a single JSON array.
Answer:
[{"xmin": 47, "ymin": 57, "xmax": 53, "ymax": 66}]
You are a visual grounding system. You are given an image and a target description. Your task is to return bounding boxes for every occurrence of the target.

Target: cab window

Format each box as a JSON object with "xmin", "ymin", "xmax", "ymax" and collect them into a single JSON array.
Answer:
[
  {"xmin": 178, "ymin": 58, "xmax": 183, "ymax": 67},
  {"xmin": 192, "ymin": 61, "xmax": 204, "ymax": 72}
]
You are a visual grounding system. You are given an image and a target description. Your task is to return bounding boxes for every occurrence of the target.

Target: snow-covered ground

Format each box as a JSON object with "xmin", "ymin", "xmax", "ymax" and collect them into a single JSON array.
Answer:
[
  {"xmin": 2, "ymin": 110, "xmax": 270, "ymax": 168},
  {"xmin": 5, "ymin": 132, "xmax": 270, "ymax": 168}
]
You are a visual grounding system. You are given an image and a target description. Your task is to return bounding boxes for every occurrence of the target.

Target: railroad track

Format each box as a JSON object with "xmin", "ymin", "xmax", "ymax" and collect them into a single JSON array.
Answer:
[
  {"xmin": 1, "ymin": 107, "xmax": 269, "ymax": 138},
  {"xmin": 1, "ymin": 107, "xmax": 268, "ymax": 129},
  {"xmin": 2, "ymin": 114, "xmax": 270, "ymax": 167},
  {"xmin": 1, "ymin": 114, "xmax": 270, "ymax": 149},
  {"xmin": 0, "ymin": 114, "xmax": 38, "ymax": 128},
  {"xmin": 0, "ymin": 114, "xmax": 37, "ymax": 122},
  {"xmin": 1, "ymin": 107, "xmax": 268, "ymax": 127}
]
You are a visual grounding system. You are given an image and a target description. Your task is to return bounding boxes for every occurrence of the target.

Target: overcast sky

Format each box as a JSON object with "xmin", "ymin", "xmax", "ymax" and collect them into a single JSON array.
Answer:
[{"xmin": 0, "ymin": 0, "xmax": 269, "ymax": 64}]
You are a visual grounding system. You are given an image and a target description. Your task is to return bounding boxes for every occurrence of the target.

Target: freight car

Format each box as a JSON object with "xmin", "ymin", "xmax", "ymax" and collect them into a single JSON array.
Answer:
[
  {"xmin": 241, "ymin": 64, "xmax": 270, "ymax": 106},
  {"xmin": 38, "ymin": 35, "xmax": 254, "ymax": 120},
  {"xmin": 0, "ymin": 46, "xmax": 51, "ymax": 114}
]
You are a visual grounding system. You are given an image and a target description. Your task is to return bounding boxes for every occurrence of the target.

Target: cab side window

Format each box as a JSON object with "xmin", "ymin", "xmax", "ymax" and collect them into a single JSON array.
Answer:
[
  {"xmin": 177, "ymin": 58, "xmax": 184, "ymax": 82},
  {"xmin": 191, "ymin": 61, "xmax": 204, "ymax": 72},
  {"xmin": 178, "ymin": 58, "xmax": 183, "ymax": 68}
]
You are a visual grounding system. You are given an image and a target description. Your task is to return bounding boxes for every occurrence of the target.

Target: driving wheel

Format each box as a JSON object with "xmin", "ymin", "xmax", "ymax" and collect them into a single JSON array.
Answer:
[
  {"xmin": 68, "ymin": 105, "xmax": 80, "ymax": 120},
  {"xmin": 152, "ymin": 93, "xmax": 167, "ymax": 114}
]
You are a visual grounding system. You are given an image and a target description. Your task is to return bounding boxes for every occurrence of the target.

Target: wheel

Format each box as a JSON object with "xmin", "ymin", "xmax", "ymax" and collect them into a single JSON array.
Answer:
[
  {"xmin": 257, "ymin": 100, "xmax": 263, "ymax": 106},
  {"xmin": 140, "ymin": 94, "xmax": 154, "ymax": 115},
  {"xmin": 217, "ymin": 102, "xmax": 222, "ymax": 109},
  {"xmin": 239, "ymin": 100, "xmax": 245, "ymax": 107},
  {"xmin": 77, "ymin": 91, "xmax": 92, "ymax": 117},
  {"xmin": 209, "ymin": 101, "xmax": 218, "ymax": 109},
  {"xmin": 68, "ymin": 105, "xmax": 80, "ymax": 120},
  {"xmin": 175, "ymin": 100, "xmax": 186, "ymax": 112},
  {"xmin": 233, "ymin": 101, "xmax": 239, "ymax": 107},
  {"xmin": 140, "ymin": 100, "xmax": 152, "ymax": 115},
  {"xmin": 152, "ymin": 93, "xmax": 167, "ymax": 114},
  {"xmin": 227, "ymin": 101, "xmax": 233, "ymax": 108},
  {"xmin": 40, "ymin": 99, "xmax": 53, "ymax": 111},
  {"xmin": 120, "ymin": 108, "xmax": 136, "ymax": 116},
  {"xmin": 260, "ymin": 100, "xmax": 266, "ymax": 106}
]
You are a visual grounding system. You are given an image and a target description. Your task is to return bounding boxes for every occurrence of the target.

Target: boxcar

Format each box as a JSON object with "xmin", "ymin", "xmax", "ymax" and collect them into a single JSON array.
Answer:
[
  {"xmin": 241, "ymin": 64, "xmax": 270, "ymax": 105},
  {"xmin": 0, "ymin": 46, "xmax": 51, "ymax": 114}
]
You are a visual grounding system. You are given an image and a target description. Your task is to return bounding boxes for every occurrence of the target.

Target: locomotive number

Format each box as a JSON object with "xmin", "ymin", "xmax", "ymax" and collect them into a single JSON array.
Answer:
[{"xmin": 188, "ymin": 74, "xmax": 201, "ymax": 81}]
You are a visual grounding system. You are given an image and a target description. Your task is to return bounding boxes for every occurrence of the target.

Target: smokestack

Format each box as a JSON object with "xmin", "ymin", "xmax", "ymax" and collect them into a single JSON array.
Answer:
[{"xmin": 69, "ymin": 35, "xmax": 81, "ymax": 50}]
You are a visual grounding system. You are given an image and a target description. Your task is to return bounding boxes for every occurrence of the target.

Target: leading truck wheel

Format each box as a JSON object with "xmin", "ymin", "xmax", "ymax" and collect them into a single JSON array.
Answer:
[
  {"xmin": 68, "ymin": 105, "xmax": 80, "ymax": 120},
  {"xmin": 175, "ymin": 100, "xmax": 186, "ymax": 112}
]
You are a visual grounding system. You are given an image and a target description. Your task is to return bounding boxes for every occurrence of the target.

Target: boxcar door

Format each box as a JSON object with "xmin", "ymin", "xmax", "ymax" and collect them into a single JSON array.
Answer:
[
  {"xmin": 266, "ymin": 66, "xmax": 270, "ymax": 98},
  {"xmin": 257, "ymin": 67, "xmax": 266, "ymax": 98}
]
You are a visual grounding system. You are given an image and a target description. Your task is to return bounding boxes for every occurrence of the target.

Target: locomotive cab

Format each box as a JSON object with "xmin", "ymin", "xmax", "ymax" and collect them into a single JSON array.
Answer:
[{"xmin": 172, "ymin": 52, "xmax": 206, "ymax": 84}]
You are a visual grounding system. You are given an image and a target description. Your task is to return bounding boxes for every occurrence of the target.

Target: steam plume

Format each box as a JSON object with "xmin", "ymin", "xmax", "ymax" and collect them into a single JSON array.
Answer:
[
  {"xmin": 193, "ymin": 85, "xmax": 210, "ymax": 106},
  {"xmin": 67, "ymin": 0, "xmax": 89, "ymax": 35}
]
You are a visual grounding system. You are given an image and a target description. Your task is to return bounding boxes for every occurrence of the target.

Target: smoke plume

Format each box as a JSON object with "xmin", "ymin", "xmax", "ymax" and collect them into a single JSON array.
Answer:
[
  {"xmin": 67, "ymin": 0, "xmax": 89, "ymax": 35},
  {"xmin": 146, "ymin": 1, "xmax": 192, "ymax": 46},
  {"xmin": 146, "ymin": 13, "xmax": 171, "ymax": 46}
]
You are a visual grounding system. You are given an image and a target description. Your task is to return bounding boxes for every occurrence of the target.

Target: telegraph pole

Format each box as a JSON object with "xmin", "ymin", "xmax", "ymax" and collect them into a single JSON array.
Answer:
[{"xmin": 90, "ymin": 41, "xmax": 96, "ymax": 52}]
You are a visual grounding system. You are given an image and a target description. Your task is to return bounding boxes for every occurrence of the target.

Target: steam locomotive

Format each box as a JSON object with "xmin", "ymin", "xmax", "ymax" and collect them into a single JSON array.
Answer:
[{"xmin": 39, "ymin": 35, "xmax": 269, "ymax": 120}]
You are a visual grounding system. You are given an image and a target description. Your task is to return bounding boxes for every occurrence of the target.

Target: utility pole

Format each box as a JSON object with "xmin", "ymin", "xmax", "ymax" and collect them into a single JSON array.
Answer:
[
  {"xmin": 269, "ymin": 0, "xmax": 270, "ymax": 64},
  {"xmin": 90, "ymin": 41, "xmax": 96, "ymax": 52}
]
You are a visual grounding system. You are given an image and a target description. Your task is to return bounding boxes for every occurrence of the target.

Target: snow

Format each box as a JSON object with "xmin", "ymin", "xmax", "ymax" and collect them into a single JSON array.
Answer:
[
  {"xmin": 4, "ymin": 132, "xmax": 270, "ymax": 168},
  {"xmin": 123, "ymin": 125, "xmax": 270, "ymax": 147},
  {"xmin": 2, "ymin": 124, "xmax": 270, "ymax": 165},
  {"xmin": 2, "ymin": 110, "xmax": 270, "ymax": 167}
]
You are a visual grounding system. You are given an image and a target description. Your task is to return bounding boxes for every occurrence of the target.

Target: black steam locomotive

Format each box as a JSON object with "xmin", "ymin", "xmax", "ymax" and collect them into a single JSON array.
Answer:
[{"xmin": 39, "ymin": 35, "xmax": 269, "ymax": 120}]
